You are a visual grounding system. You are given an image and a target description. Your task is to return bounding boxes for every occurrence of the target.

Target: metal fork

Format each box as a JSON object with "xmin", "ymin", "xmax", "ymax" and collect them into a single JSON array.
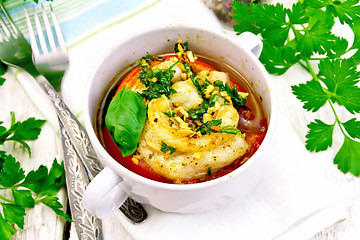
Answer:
[{"xmin": 24, "ymin": 5, "xmax": 69, "ymax": 92}]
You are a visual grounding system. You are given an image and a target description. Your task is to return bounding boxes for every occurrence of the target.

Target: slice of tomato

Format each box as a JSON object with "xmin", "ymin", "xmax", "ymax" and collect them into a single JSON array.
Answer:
[{"xmin": 115, "ymin": 67, "xmax": 141, "ymax": 95}]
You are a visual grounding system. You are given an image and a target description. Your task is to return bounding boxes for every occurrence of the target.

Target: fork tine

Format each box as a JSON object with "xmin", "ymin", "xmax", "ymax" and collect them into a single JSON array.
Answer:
[
  {"xmin": 50, "ymin": 5, "xmax": 67, "ymax": 51},
  {"xmin": 0, "ymin": 16, "xmax": 10, "ymax": 41},
  {"xmin": 33, "ymin": 7, "xmax": 48, "ymax": 54},
  {"xmin": 41, "ymin": 5, "xmax": 57, "ymax": 52},
  {"xmin": 24, "ymin": 8, "xmax": 40, "ymax": 56},
  {"xmin": 0, "ymin": 3, "xmax": 19, "ymax": 37}
]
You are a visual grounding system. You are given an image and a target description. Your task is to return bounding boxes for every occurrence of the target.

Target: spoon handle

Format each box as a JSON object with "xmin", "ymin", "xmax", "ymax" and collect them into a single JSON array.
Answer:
[
  {"xmin": 35, "ymin": 75, "xmax": 148, "ymax": 224},
  {"xmin": 59, "ymin": 120, "xmax": 104, "ymax": 240}
]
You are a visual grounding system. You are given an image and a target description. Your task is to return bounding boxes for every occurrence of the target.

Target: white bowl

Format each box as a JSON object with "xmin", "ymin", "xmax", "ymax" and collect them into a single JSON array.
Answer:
[{"xmin": 82, "ymin": 25, "xmax": 276, "ymax": 218}]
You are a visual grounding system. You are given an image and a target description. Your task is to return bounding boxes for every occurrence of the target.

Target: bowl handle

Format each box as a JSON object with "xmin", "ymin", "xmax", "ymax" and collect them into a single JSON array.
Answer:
[
  {"xmin": 82, "ymin": 167, "xmax": 130, "ymax": 218},
  {"xmin": 236, "ymin": 31, "xmax": 263, "ymax": 58}
]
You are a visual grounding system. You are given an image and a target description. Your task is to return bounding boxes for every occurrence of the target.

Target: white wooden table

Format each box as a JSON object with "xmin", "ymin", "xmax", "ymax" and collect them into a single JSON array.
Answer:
[{"xmin": 1, "ymin": 0, "xmax": 360, "ymax": 239}]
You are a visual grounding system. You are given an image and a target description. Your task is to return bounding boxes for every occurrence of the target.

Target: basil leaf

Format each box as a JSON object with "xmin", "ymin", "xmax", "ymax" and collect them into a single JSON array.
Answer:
[{"xmin": 105, "ymin": 88, "xmax": 147, "ymax": 157}]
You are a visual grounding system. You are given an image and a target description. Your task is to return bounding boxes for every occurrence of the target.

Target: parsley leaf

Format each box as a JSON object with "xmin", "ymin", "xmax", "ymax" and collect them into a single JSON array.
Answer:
[
  {"xmin": 255, "ymin": 3, "xmax": 290, "ymax": 46},
  {"xmin": 233, "ymin": 2, "xmax": 261, "ymax": 35},
  {"xmin": 12, "ymin": 189, "xmax": 34, "ymax": 208},
  {"xmin": 318, "ymin": 58, "xmax": 360, "ymax": 114},
  {"xmin": 0, "ymin": 203, "xmax": 26, "ymax": 229},
  {"xmin": 287, "ymin": 2, "xmax": 309, "ymax": 25},
  {"xmin": 334, "ymin": 136, "xmax": 360, "ymax": 176},
  {"xmin": 20, "ymin": 165, "xmax": 48, "ymax": 193},
  {"xmin": 321, "ymin": 0, "xmax": 360, "ymax": 25},
  {"xmin": 350, "ymin": 21, "xmax": 360, "ymax": 64},
  {"xmin": 0, "ymin": 112, "xmax": 45, "ymax": 156},
  {"xmin": 291, "ymin": 79, "xmax": 329, "ymax": 112},
  {"xmin": 297, "ymin": 5, "xmax": 336, "ymax": 57},
  {"xmin": 0, "ymin": 214, "xmax": 13, "ymax": 240},
  {"xmin": 0, "ymin": 154, "xmax": 71, "ymax": 239},
  {"xmin": 350, "ymin": 18, "xmax": 360, "ymax": 51},
  {"xmin": 342, "ymin": 118, "xmax": 360, "ymax": 139},
  {"xmin": 0, "ymin": 150, "xmax": 6, "ymax": 170},
  {"xmin": 40, "ymin": 196, "xmax": 72, "ymax": 222},
  {"xmin": 325, "ymin": 37, "xmax": 349, "ymax": 59},
  {"xmin": 21, "ymin": 160, "xmax": 66, "ymax": 197},
  {"xmin": 0, "ymin": 154, "xmax": 25, "ymax": 187},
  {"xmin": 305, "ymin": 119, "xmax": 335, "ymax": 152},
  {"xmin": 260, "ymin": 43, "xmax": 301, "ymax": 75}
]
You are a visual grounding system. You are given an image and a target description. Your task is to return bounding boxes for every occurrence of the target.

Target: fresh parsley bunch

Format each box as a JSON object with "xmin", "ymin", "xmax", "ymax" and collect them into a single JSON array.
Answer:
[
  {"xmin": 232, "ymin": 0, "xmax": 360, "ymax": 176},
  {"xmin": 0, "ymin": 113, "xmax": 71, "ymax": 240}
]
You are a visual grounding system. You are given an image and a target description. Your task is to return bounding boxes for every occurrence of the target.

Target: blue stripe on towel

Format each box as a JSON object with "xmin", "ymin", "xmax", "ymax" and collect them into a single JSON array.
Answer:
[{"xmin": 59, "ymin": 0, "xmax": 149, "ymax": 42}]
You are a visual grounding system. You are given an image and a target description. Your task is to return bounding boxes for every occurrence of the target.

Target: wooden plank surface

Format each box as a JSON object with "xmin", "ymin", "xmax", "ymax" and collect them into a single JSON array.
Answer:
[{"xmin": 1, "ymin": 0, "xmax": 359, "ymax": 239}]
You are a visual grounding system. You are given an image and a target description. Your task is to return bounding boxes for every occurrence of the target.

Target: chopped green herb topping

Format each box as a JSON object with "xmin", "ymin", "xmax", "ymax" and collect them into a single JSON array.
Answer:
[
  {"xmin": 183, "ymin": 62, "xmax": 193, "ymax": 76},
  {"xmin": 188, "ymin": 102, "xmax": 209, "ymax": 121},
  {"xmin": 160, "ymin": 141, "xmax": 176, "ymax": 155},
  {"xmin": 198, "ymin": 119, "xmax": 222, "ymax": 135},
  {"xmin": 139, "ymin": 61, "xmax": 179, "ymax": 101},
  {"xmin": 207, "ymin": 166, "xmax": 212, "ymax": 176},
  {"xmin": 196, "ymin": 119, "xmax": 240, "ymax": 136},
  {"xmin": 208, "ymin": 94, "xmax": 219, "ymax": 107},
  {"xmin": 164, "ymin": 110, "xmax": 175, "ymax": 118},
  {"xmin": 191, "ymin": 76, "xmax": 212, "ymax": 97},
  {"xmin": 214, "ymin": 80, "xmax": 247, "ymax": 107},
  {"xmin": 139, "ymin": 52, "xmax": 163, "ymax": 66},
  {"xmin": 221, "ymin": 125, "xmax": 242, "ymax": 135},
  {"xmin": 174, "ymin": 41, "xmax": 189, "ymax": 53}
]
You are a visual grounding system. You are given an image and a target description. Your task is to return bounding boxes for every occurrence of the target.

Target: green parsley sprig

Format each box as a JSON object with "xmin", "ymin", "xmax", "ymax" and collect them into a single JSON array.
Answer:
[
  {"xmin": 0, "ymin": 112, "xmax": 45, "ymax": 157},
  {"xmin": 0, "ymin": 154, "xmax": 71, "ymax": 240},
  {"xmin": 0, "ymin": 113, "xmax": 71, "ymax": 240},
  {"xmin": 232, "ymin": 0, "xmax": 360, "ymax": 176}
]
